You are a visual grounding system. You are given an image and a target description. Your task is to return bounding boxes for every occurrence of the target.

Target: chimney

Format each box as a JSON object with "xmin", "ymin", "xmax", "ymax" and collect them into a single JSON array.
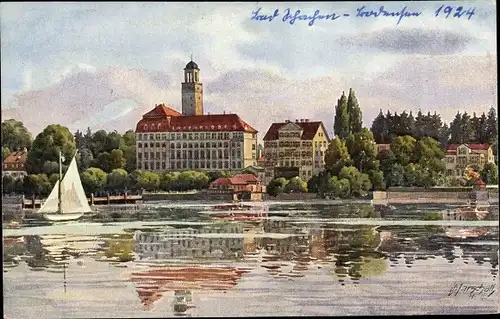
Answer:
[
  {"xmin": 305, "ymin": 119, "xmax": 309, "ymax": 122},
  {"xmin": 295, "ymin": 119, "xmax": 299, "ymax": 123}
]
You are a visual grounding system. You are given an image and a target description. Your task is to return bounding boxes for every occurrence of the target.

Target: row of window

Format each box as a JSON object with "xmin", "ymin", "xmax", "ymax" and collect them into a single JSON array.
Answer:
[
  {"xmin": 137, "ymin": 141, "xmax": 246, "ymax": 149},
  {"xmin": 265, "ymin": 141, "xmax": 312, "ymax": 148},
  {"xmin": 137, "ymin": 132, "xmax": 246, "ymax": 141},
  {"xmin": 137, "ymin": 160, "xmax": 243, "ymax": 170},
  {"xmin": 138, "ymin": 149, "xmax": 242, "ymax": 160},
  {"xmin": 278, "ymin": 132, "xmax": 301, "ymax": 138}
]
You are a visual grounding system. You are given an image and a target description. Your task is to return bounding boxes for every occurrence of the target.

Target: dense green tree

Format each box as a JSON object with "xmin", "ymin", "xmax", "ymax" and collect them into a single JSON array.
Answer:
[
  {"xmin": 81, "ymin": 167, "xmax": 108, "ymax": 195},
  {"xmin": 324, "ymin": 137, "xmax": 352, "ymax": 175},
  {"xmin": 266, "ymin": 177, "xmax": 288, "ymax": 196},
  {"xmin": 207, "ymin": 171, "xmax": 232, "ymax": 183},
  {"xmin": 345, "ymin": 128, "xmax": 379, "ymax": 173},
  {"xmin": 74, "ymin": 130, "xmax": 85, "ymax": 150},
  {"xmin": 76, "ymin": 147, "xmax": 94, "ymax": 172},
  {"xmin": 327, "ymin": 176, "xmax": 351, "ymax": 199},
  {"xmin": 485, "ymin": 107, "xmax": 498, "ymax": 154},
  {"xmin": 48, "ymin": 173, "xmax": 60, "ymax": 188},
  {"xmin": 41, "ymin": 161, "xmax": 60, "ymax": 175},
  {"xmin": 22, "ymin": 174, "xmax": 51, "ymax": 197},
  {"xmin": 1, "ymin": 119, "xmax": 33, "ymax": 152},
  {"xmin": 109, "ymin": 149, "xmax": 126, "ymax": 171},
  {"xmin": 284, "ymin": 176, "xmax": 308, "ymax": 193},
  {"xmin": 347, "ymin": 88, "xmax": 363, "ymax": 134},
  {"xmin": 370, "ymin": 109, "xmax": 387, "ymax": 144},
  {"xmin": 93, "ymin": 152, "xmax": 112, "ymax": 173},
  {"xmin": 338, "ymin": 166, "xmax": 372, "ymax": 197},
  {"xmin": 334, "ymin": 92, "xmax": 350, "ymax": 139},
  {"xmin": 449, "ymin": 112, "xmax": 462, "ymax": 144},
  {"xmin": 390, "ymin": 135, "xmax": 416, "ymax": 166},
  {"xmin": 2, "ymin": 175, "xmax": 16, "ymax": 194},
  {"xmin": 367, "ymin": 169, "xmax": 385, "ymax": 190},
  {"xmin": 385, "ymin": 163, "xmax": 405, "ymax": 187},
  {"xmin": 26, "ymin": 124, "xmax": 76, "ymax": 174},
  {"xmin": 307, "ymin": 171, "xmax": 331, "ymax": 197},
  {"xmin": 127, "ymin": 170, "xmax": 160, "ymax": 191},
  {"xmin": 106, "ymin": 168, "xmax": 129, "ymax": 191},
  {"xmin": 480, "ymin": 162, "xmax": 498, "ymax": 185},
  {"xmin": 119, "ymin": 130, "xmax": 137, "ymax": 172}
]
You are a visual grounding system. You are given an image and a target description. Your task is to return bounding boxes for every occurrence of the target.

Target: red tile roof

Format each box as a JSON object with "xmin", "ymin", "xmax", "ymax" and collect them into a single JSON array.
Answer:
[
  {"xmin": 211, "ymin": 177, "xmax": 248, "ymax": 185},
  {"xmin": 232, "ymin": 173, "xmax": 260, "ymax": 183},
  {"xmin": 263, "ymin": 121, "xmax": 328, "ymax": 141},
  {"xmin": 447, "ymin": 144, "xmax": 491, "ymax": 151},
  {"xmin": 3, "ymin": 149, "xmax": 28, "ymax": 165},
  {"xmin": 136, "ymin": 105, "xmax": 257, "ymax": 133}
]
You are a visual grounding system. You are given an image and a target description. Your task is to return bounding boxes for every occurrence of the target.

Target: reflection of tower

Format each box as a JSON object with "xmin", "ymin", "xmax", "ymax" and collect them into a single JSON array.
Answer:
[
  {"xmin": 173, "ymin": 290, "xmax": 195, "ymax": 316},
  {"xmin": 181, "ymin": 60, "xmax": 203, "ymax": 116}
]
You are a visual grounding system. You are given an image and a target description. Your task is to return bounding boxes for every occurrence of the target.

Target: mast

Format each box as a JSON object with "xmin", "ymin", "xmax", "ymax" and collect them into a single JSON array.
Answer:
[{"xmin": 58, "ymin": 151, "xmax": 63, "ymax": 214}]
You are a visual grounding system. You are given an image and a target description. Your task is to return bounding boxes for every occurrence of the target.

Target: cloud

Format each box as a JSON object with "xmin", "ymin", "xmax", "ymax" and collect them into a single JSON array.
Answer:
[
  {"xmin": 1, "ymin": 67, "xmax": 177, "ymax": 135},
  {"xmin": 340, "ymin": 28, "xmax": 477, "ymax": 55}
]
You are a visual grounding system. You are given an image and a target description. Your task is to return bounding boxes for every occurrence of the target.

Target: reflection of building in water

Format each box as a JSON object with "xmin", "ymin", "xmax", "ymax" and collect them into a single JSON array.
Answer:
[
  {"xmin": 131, "ymin": 265, "xmax": 252, "ymax": 310},
  {"xmin": 134, "ymin": 223, "xmax": 244, "ymax": 260}
]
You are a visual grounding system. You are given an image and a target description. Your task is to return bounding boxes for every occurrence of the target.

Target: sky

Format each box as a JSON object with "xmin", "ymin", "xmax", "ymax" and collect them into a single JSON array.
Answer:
[{"xmin": 1, "ymin": 1, "xmax": 497, "ymax": 141}]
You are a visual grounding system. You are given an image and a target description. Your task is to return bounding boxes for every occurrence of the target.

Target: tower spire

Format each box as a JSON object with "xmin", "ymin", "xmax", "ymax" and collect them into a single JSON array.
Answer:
[{"xmin": 191, "ymin": 53, "xmax": 193, "ymax": 61}]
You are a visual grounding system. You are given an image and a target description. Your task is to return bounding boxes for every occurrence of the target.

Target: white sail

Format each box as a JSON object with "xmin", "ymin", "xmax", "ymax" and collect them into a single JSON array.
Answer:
[
  {"xmin": 38, "ymin": 180, "xmax": 61, "ymax": 214},
  {"xmin": 39, "ymin": 155, "xmax": 91, "ymax": 215},
  {"xmin": 60, "ymin": 156, "xmax": 92, "ymax": 214}
]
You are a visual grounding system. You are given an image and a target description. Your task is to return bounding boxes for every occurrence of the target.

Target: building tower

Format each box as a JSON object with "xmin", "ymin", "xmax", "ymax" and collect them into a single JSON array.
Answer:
[{"xmin": 181, "ymin": 60, "xmax": 203, "ymax": 116}]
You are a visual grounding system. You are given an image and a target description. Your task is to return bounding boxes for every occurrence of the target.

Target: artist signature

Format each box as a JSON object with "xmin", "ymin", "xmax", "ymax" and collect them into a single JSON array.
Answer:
[{"xmin": 448, "ymin": 283, "xmax": 496, "ymax": 299}]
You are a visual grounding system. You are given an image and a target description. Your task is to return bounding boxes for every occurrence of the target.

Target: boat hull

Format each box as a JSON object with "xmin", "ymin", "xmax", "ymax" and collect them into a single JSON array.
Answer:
[{"xmin": 43, "ymin": 213, "xmax": 84, "ymax": 221}]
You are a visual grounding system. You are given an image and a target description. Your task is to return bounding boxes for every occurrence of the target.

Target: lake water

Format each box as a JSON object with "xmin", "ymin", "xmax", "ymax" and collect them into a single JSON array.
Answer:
[{"xmin": 3, "ymin": 200, "xmax": 499, "ymax": 317}]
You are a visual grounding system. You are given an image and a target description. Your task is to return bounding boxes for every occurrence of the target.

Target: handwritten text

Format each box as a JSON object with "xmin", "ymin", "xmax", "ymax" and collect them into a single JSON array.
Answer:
[
  {"xmin": 250, "ymin": 4, "xmax": 476, "ymax": 27},
  {"xmin": 448, "ymin": 283, "xmax": 496, "ymax": 299}
]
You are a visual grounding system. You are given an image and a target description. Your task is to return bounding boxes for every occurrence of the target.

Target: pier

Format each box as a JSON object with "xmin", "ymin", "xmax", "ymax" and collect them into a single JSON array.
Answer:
[{"xmin": 22, "ymin": 194, "xmax": 143, "ymax": 209}]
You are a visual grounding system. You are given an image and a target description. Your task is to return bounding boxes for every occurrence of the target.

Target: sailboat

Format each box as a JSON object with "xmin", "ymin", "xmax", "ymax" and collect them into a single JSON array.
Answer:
[{"xmin": 38, "ymin": 151, "xmax": 92, "ymax": 222}]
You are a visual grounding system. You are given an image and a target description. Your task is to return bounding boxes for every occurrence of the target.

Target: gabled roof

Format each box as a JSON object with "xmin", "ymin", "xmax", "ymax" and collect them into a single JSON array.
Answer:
[
  {"xmin": 211, "ymin": 177, "xmax": 248, "ymax": 185},
  {"xmin": 447, "ymin": 144, "xmax": 490, "ymax": 151},
  {"xmin": 136, "ymin": 106, "xmax": 257, "ymax": 133},
  {"xmin": 263, "ymin": 121, "xmax": 329, "ymax": 141},
  {"xmin": 3, "ymin": 149, "xmax": 28, "ymax": 165},
  {"xmin": 142, "ymin": 104, "xmax": 182, "ymax": 119},
  {"xmin": 233, "ymin": 173, "xmax": 260, "ymax": 183}
]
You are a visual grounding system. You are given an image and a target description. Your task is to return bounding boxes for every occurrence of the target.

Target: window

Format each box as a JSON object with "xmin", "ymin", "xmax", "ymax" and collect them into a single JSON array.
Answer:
[
  {"xmin": 145, "ymin": 162, "xmax": 149, "ymax": 170},
  {"xmin": 138, "ymin": 143, "xmax": 142, "ymax": 148},
  {"xmin": 156, "ymin": 162, "xmax": 160, "ymax": 170}
]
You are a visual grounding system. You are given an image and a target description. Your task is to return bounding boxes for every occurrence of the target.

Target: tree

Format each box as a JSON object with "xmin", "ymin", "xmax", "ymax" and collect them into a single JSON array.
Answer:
[
  {"xmin": 327, "ymin": 176, "xmax": 351, "ymax": 198},
  {"xmin": 390, "ymin": 135, "xmax": 416, "ymax": 166},
  {"xmin": 480, "ymin": 162, "xmax": 498, "ymax": 185},
  {"xmin": 22, "ymin": 174, "xmax": 51, "ymax": 197},
  {"xmin": 347, "ymin": 88, "xmax": 363, "ymax": 134},
  {"xmin": 119, "ymin": 130, "xmax": 137, "ymax": 172},
  {"xmin": 367, "ymin": 169, "xmax": 385, "ymax": 190},
  {"xmin": 338, "ymin": 166, "xmax": 372, "ymax": 197},
  {"xmin": 106, "ymin": 168, "xmax": 129, "ymax": 191},
  {"xmin": 449, "ymin": 112, "xmax": 462, "ymax": 144},
  {"xmin": 81, "ymin": 167, "xmax": 108, "ymax": 195},
  {"xmin": 370, "ymin": 109, "xmax": 386, "ymax": 144},
  {"xmin": 93, "ymin": 152, "xmax": 112, "ymax": 173},
  {"xmin": 109, "ymin": 149, "xmax": 126, "ymax": 171},
  {"xmin": 324, "ymin": 138, "xmax": 352, "ymax": 176},
  {"xmin": 412, "ymin": 137, "xmax": 445, "ymax": 184},
  {"xmin": 334, "ymin": 91, "xmax": 350, "ymax": 139},
  {"xmin": 77, "ymin": 147, "xmax": 94, "ymax": 172},
  {"xmin": 284, "ymin": 177, "xmax": 307, "ymax": 193},
  {"xmin": 345, "ymin": 128, "xmax": 378, "ymax": 173},
  {"xmin": 2, "ymin": 175, "xmax": 16, "ymax": 194},
  {"xmin": 307, "ymin": 171, "xmax": 331, "ymax": 197},
  {"xmin": 266, "ymin": 177, "xmax": 288, "ymax": 196},
  {"xmin": 128, "ymin": 170, "xmax": 160, "ymax": 192},
  {"xmin": 1, "ymin": 119, "xmax": 33, "ymax": 152},
  {"xmin": 384, "ymin": 163, "xmax": 405, "ymax": 187},
  {"xmin": 485, "ymin": 107, "xmax": 498, "ymax": 154},
  {"xmin": 26, "ymin": 124, "xmax": 76, "ymax": 174}
]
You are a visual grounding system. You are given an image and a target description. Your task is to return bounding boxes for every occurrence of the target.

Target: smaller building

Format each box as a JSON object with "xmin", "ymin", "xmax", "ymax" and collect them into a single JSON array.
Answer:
[
  {"xmin": 2, "ymin": 148, "xmax": 28, "ymax": 180},
  {"xmin": 209, "ymin": 173, "xmax": 264, "ymax": 194},
  {"xmin": 244, "ymin": 165, "xmax": 265, "ymax": 183},
  {"xmin": 444, "ymin": 144, "xmax": 494, "ymax": 177}
]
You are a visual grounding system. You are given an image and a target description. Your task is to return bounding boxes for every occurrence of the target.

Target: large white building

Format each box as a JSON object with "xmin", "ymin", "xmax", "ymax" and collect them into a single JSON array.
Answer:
[{"xmin": 135, "ymin": 61, "xmax": 258, "ymax": 172}]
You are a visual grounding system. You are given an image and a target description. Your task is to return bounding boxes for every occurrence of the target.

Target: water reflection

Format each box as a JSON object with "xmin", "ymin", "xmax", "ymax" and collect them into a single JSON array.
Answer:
[{"xmin": 3, "ymin": 201, "xmax": 499, "ymax": 317}]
